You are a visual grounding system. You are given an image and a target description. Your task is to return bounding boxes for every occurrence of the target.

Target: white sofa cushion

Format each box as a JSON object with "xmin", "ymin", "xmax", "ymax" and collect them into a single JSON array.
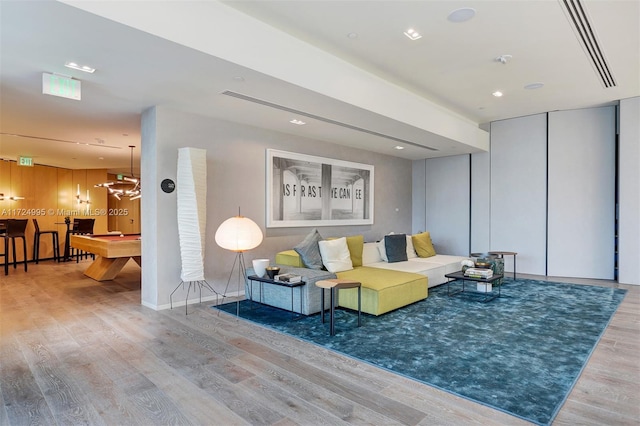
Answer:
[
  {"xmin": 410, "ymin": 255, "xmax": 467, "ymax": 274},
  {"xmin": 368, "ymin": 260, "xmax": 449, "ymax": 287},
  {"xmin": 406, "ymin": 235, "xmax": 418, "ymax": 259},
  {"xmin": 377, "ymin": 239, "xmax": 388, "ymax": 262},
  {"xmin": 363, "ymin": 242, "xmax": 383, "ymax": 264},
  {"xmin": 318, "ymin": 237, "xmax": 353, "ymax": 273},
  {"xmin": 365, "ymin": 253, "xmax": 467, "ymax": 288}
]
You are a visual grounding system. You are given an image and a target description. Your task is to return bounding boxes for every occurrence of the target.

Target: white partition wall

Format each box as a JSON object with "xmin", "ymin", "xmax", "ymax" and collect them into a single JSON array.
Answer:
[
  {"xmin": 490, "ymin": 114, "xmax": 547, "ymax": 275},
  {"xmin": 424, "ymin": 155, "xmax": 470, "ymax": 256},
  {"xmin": 548, "ymin": 107, "xmax": 616, "ymax": 279},
  {"xmin": 617, "ymin": 97, "xmax": 639, "ymax": 285}
]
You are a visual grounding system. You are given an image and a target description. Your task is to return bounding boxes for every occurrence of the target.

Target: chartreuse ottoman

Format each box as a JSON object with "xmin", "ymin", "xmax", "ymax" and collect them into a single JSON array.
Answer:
[{"xmin": 335, "ymin": 267, "xmax": 427, "ymax": 316}]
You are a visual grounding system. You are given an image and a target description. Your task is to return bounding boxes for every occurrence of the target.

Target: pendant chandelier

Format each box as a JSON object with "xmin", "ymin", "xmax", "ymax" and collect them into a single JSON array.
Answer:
[{"xmin": 95, "ymin": 145, "xmax": 141, "ymax": 200}]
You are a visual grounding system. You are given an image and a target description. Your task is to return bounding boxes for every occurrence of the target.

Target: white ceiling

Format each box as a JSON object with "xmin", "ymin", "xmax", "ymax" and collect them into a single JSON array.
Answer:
[{"xmin": 1, "ymin": 0, "xmax": 638, "ymax": 173}]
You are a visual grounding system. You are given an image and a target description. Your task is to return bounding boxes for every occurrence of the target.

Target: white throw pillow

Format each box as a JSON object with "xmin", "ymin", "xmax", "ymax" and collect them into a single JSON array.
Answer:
[
  {"xmin": 362, "ymin": 242, "xmax": 383, "ymax": 264},
  {"xmin": 377, "ymin": 239, "xmax": 388, "ymax": 262},
  {"xmin": 406, "ymin": 235, "xmax": 418, "ymax": 259},
  {"xmin": 318, "ymin": 237, "xmax": 354, "ymax": 273}
]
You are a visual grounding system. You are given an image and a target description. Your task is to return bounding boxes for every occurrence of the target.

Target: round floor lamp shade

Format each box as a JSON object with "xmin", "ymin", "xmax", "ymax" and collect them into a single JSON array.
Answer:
[{"xmin": 215, "ymin": 215, "xmax": 263, "ymax": 252}]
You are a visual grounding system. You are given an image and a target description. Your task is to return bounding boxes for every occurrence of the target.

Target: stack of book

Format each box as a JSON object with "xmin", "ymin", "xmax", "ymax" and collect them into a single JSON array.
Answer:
[
  {"xmin": 274, "ymin": 273, "xmax": 302, "ymax": 283},
  {"xmin": 464, "ymin": 268, "xmax": 493, "ymax": 279}
]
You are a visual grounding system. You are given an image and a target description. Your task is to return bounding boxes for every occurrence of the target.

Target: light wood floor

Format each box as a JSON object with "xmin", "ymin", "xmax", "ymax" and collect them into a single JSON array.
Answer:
[{"xmin": 1, "ymin": 261, "xmax": 638, "ymax": 425}]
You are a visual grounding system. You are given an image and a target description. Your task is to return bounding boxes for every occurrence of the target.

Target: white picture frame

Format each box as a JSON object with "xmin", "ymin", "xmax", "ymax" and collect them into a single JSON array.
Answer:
[{"xmin": 266, "ymin": 149, "xmax": 374, "ymax": 228}]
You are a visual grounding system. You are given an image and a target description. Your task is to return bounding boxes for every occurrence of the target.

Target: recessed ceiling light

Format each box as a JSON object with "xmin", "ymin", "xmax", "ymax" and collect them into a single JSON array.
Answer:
[
  {"xmin": 347, "ymin": 32, "xmax": 359, "ymax": 39},
  {"xmin": 524, "ymin": 82, "xmax": 545, "ymax": 90},
  {"xmin": 64, "ymin": 61, "xmax": 95, "ymax": 73},
  {"xmin": 403, "ymin": 28, "xmax": 422, "ymax": 40},
  {"xmin": 394, "ymin": 146, "xmax": 405, "ymax": 150},
  {"xmin": 289, "ymin": 119, "xmax": 306, "ymax": 125},
  {"xmin": 233, "ymin": 76, "xmax": 245, "ymax": 82},
  {"xmin": 448, "ymin": 8, "xmax": 476, "ymax": 23},
  {"xmin": 492, "ymin": 91, "xmax": 503, "ymax": 97}
]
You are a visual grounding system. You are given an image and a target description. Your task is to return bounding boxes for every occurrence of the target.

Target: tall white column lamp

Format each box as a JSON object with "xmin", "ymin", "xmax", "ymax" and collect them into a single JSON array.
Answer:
[
  {"xmin": 214, "ymin": 208, "xmax": 263, "ymax": 316},
  {"xmin": 170, "ymin": 147, "xmax": 217, "ymax": 314}
]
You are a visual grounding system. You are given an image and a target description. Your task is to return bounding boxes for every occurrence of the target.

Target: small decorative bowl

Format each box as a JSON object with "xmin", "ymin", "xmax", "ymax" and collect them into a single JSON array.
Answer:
[
  {"xmin": 474, "ymin": 261, "xmax": 492, "ymax": 269},
  {"xmin": 265, "ymin": 266, "xmax": 280, "ymax": 279}
]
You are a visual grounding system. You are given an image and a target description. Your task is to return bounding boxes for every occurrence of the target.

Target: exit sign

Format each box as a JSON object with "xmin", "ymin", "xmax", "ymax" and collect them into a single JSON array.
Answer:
[
  {"xmin": 18, "ymin": 156, "xmax": 34, "ymax": 167},
  {"xmin": 42, "ymin": 73, "xmax": 81, "ymax": 100}
]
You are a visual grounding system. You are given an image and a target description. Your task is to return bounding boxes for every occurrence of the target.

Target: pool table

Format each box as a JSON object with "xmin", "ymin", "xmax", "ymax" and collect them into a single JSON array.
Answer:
[{"xmin": 69, "ymin": 233, "xmax": 141, "ymax": 281}]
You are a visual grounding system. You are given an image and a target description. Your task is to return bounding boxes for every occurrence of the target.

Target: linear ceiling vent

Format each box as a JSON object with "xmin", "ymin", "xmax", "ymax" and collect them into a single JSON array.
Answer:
[
  {"xmin": 221, "ymin": 90, "xmax": 438, "ymax": 151},
  {"xmin": 561, "ymin": 0, "xmax": 616, "ymax": 88}
]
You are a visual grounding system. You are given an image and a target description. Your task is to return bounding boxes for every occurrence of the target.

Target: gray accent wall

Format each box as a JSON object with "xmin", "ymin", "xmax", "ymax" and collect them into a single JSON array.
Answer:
[
  {"xmin": 423, "ymin": 155, "xmax": 470, "ymax": 255},
  {"xmin": 140, "ymin": 106, "xmax": 413, "ymax": 309},
  {"xmin": 412, "ymin": 159, "xmax": 426, "ymax": 233},
  {"xmin": 470, "ymin": 151, "xmax": 490, "ymax": 253}
]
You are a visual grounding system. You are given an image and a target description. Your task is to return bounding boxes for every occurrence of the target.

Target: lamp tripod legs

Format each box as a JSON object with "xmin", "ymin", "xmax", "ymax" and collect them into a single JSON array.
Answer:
[
  {"xmin": 221, "ymin": 252, "xmax": 248, "ymax": 316},
  {"xmin": 170, "ymin": 279, "xmax": 219, "ymax": 315}
]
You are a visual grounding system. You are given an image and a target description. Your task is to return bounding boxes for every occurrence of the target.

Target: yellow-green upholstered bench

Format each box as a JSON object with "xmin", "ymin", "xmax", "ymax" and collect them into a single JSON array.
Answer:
[{"xmin": 276, "ymin": 250, "xmax": 428, "ymax": 316}]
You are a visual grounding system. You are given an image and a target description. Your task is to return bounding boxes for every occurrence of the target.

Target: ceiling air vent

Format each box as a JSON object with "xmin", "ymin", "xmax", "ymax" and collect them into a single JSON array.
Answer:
[
  {"xmin": 221, "ymin": 90, "xmax": 438, "ymax": 151},
  {"xmin": 561, "ymin": 0, "xmax": 616, "ymax": 88}
]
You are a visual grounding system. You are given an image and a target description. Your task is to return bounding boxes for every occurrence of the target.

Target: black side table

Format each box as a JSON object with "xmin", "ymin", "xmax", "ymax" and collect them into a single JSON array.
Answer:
[
  {"xmin": 247, "ymin": 275, "xmax": 306, "ymax": 319},
  {"xmin": 488, "ymin": 251, "xmax": 518, "ymax": 280}
]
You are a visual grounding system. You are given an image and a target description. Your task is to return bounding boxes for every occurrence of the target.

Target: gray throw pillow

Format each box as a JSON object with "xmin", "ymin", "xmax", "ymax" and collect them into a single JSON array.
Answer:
[
  {"xmin": 385, "ymin": 234, "xmax": 408, "ymax": 263},
  {"xmin": 294, "ymin": 229, "xmax": 324, "ymax": 269}
]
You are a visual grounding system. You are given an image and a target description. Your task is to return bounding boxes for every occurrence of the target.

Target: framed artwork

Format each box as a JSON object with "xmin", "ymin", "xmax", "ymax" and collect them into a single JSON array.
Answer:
[{"xmin": 266, "ymin": 149, "xmax": 374, "ymax": 228}]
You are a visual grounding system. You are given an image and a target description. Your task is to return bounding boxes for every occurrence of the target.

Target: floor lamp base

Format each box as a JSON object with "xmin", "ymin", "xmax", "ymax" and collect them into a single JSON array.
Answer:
[
  {"xmin": 170, "ymin": 279, "xmax": 219, "ymax": 315},
  {"xmin": 222, "ymin": 251, "xmax": 248, "ymax": 316}
]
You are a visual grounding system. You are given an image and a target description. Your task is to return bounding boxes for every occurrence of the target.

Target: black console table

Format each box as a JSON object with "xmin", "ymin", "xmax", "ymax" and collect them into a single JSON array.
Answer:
[{"xmin": 247, "ymin": 275, "xmax": 306, "ymax": 319}]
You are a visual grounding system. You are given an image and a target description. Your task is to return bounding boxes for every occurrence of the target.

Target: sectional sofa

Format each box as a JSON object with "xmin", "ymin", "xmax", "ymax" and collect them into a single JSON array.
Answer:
[{"xmin": 245, "ymin": 232, "xmax": 469, "ymax": 316}]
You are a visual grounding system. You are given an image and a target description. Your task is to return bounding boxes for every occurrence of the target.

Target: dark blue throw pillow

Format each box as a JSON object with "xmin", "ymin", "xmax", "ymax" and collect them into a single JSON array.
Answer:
[{"xmin": 385, "ymin": 234, "xmax": 408, "ymax": 263}]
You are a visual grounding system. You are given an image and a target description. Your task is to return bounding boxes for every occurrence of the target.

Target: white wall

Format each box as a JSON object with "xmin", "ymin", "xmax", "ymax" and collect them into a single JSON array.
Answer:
[
  {"xmin": 424, "ymin": 155, "xmax": 470, "ymax": 255},
  {"xmin": 490, "ymin": 114, "xmax": 547, "ymax": 275},
  {"xmin": 141, "ymin": 106, "xmax": 414, "ymax": 309},
  {"xmin": 415, "ymin": 105, "xmax": 636, "ymax": 284},
  {"xmin": 547, "ymin": 107, "xmax": 615, "ymax": 279},
  {"xmin": 618, "ymin": 97, "xmax": 640, "ymax": 285},
  {"xmin": 140, "ymin": 107, "xmax": 158, "ymax": 308}
]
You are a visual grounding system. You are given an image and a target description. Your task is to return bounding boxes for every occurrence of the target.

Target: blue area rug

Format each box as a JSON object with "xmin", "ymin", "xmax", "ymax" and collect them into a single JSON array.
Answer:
[{"xmin": 214, "ymin": 279, "xmax": 626, "ymax": 425}]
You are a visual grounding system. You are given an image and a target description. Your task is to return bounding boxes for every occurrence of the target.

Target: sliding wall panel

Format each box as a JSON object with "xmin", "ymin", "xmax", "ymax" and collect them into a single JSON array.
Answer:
[
  {"xmin": 471, "ymin": 151, "xmax": 490, "ymax": 253},
  {"xmin": 490, "ymin": 114, "xmax": 547, "ymax": 275},
  {"xmin": 616, "ymin": 97, "xmax": 639, "ymax": 285},
  {"xmin": 424, "ymin": 155, "xmax": 470, "ymax": 256},
  {"xmin": 548, "ymin": 107, "xmax": 615, "ymax": 279}
]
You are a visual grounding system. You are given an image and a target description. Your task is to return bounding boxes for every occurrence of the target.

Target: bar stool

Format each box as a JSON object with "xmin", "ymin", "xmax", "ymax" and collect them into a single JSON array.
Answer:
[
  {"xmin": 0, "ymin": 219, "xmax": 7, "ymax": 275},
  {"xmin": 315, "ymin": 278, "xmax": 362, "ymax": 336},
  {"xmin": 2, "ymin": 219, "xmax": 28, "ymax": 274},
  {"xmin": 70, "ymin": 218, "xmax": 95, "ymax": 262},
  {"xmin": 32, "ymin": 218, "xmax": 60, "ymax": 263}
]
